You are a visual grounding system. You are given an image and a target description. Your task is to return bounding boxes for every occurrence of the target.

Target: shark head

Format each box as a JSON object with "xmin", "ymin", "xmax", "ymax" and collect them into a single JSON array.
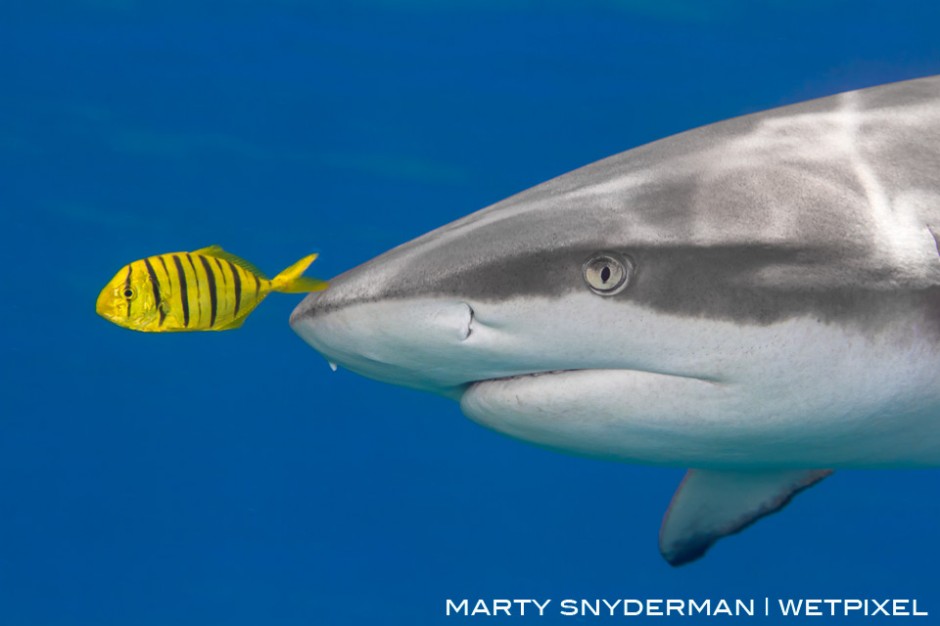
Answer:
[
  {"xmin": 291, "ymin": 75, "xmax": 940, "ymax": 564},
  {"xmin": 303, "ymin": 169, "xmax": 701, "ymax": 363},
  {"xmin": 290, "ymin": 184, "xmax": 721, "ymax": 400},
  {"xmin": 291, "ymin": 113, "xmax": 803, "ymax": 405},
  {"xmin": 292, "ymin": 76, "xmax": 940, "ymax": 469}
]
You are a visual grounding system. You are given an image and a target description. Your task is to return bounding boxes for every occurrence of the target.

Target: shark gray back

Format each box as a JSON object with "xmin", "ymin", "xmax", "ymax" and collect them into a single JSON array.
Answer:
[{"xmin": 292, "ymin": 75, "xmax": 940, "ymax": 564}]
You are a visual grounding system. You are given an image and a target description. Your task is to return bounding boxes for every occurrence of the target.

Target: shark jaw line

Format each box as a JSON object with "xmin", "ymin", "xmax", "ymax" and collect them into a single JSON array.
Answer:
[
  {"xmin": 467, "ymin": 366, "xmax": 723, "ymax": 389},
  {"xmin": 458, "ymin": 365, "xmax": 739, "ymax": 470}
]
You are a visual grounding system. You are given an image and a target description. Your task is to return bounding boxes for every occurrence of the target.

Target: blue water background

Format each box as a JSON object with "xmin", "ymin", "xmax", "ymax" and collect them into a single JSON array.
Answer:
[{"xmin": 3, "ymin": 1, "xmax": 940, "ymax": 624}]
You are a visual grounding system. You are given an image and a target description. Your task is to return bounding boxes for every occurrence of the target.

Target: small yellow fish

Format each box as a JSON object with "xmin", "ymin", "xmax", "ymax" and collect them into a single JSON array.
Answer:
[{"xmin": 96, "ymin": 245, "xmax": 328, "ymax": 332}]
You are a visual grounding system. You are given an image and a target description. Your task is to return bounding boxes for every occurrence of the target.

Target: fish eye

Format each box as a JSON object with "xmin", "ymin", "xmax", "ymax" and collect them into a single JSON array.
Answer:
[
  {"xmin": 123, "ymin": 288, "xmax": 135, "ymax": 298},
  {"xmin": 583, "ymin": 253, "xmax": 632, "ymax": 296}
]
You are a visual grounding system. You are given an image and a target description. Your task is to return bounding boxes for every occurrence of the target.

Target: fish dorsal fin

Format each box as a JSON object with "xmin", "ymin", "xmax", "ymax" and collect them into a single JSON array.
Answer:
[
  {"xmin": 192, "ymin": 245, "xmax": 268, "ymax": 279},
  {"xmin": 659, "ymin": 468, "xmax": 833, "ymax": 566}
]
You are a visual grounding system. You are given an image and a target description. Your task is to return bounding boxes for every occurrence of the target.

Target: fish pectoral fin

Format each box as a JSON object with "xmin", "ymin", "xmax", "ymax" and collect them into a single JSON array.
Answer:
[
  {"xmin": 192, "ymin": 245, "xmax": 269, "ymax": 279},
  {"xmin": 659, "ymin": 468, "xmax": 833, "ymax": 566},
  {"xmin": 214, "ymin": 315, "xmax": 247, "ymax": 331}
]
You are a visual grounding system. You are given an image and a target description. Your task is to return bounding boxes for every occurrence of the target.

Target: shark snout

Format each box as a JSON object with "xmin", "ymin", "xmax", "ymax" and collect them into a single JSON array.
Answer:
[
  {"xmin": 288, "ymin": 288, "xmax": 329, "ymax": 326},
  {"xmin": 290, "ymin": 285, "xmax": 477, "ymax": 393}
]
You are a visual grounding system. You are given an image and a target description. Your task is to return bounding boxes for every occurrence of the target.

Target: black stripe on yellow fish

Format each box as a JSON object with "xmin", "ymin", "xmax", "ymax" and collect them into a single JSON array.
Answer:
[
  {"xmin": 226, "ymin": 259, "xmax": 242, "ymax": 318},
  {"xmin": 252, "ymin": 273, "xmax": 261, "ymax": 303},
  {"xmin": 158, "ymin": 255, "xmax": 170, "ymax": 286},
  {"xmin": 213, "ymin": 258, "xmax": 229, "ymax": 323},
  {"xmin": 199, "ymin": 256, "xmax": 218, "ymax": 327},
  {"xmin": 124, "ymin": 266, "xmax": 133, "ymax": 318},
  {"xmin": 158, "ymin": 255, "xmax": 176, "ymax": 322},
  {"xmin": 185, "ymin": 253, "xmax": 202, "ymax": 326},
  {"xmin": 143, "ymin": 257, "xmax": 166, "ymax": 326},
  {"xmin": 165, "ymin": 255, "xmax": 183, "ymax": 322},
  {"xmin": 213, "ymin": 258, "xmax": 227, "ymax": 286},
  {"xmin": 172, "ymin": 254, "xmax": 190, "ymax": 327}
]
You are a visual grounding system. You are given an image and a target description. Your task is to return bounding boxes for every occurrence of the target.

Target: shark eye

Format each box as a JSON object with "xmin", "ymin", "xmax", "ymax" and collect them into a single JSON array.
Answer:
[{"xmin": 583, "ymin": 253, "xmax": 632, "ymax": 296}]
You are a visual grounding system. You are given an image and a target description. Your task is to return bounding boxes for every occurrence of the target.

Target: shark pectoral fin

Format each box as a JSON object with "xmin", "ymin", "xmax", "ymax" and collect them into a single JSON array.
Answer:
[{"xmin": 659, "ymin": 468, "xmax": 833, "ymax": 566}]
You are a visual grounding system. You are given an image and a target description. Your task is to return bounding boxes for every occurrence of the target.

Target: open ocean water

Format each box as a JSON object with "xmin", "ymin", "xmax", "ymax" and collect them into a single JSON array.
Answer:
[{"xmin": 3, "ymin": 1, "xmax": 940, "ymax": 624}]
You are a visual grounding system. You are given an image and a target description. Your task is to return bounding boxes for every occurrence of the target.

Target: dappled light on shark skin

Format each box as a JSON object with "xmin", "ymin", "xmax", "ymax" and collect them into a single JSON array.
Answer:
[{"xmin": 291, "ymin": 75, "xmax": 940, "ymax": 565}]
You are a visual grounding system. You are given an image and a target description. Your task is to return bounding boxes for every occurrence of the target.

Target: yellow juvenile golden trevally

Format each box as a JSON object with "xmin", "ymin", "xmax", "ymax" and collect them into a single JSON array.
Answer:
[{"xmin": 96, "ymin": 245, "xmax": 328, "ymax": 332}]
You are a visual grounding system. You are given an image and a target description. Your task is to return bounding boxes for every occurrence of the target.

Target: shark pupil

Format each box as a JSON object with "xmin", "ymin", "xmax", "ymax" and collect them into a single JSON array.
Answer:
[{"xmin": 601, "ymin": 266, "xmax": 611, "ymax": 282}]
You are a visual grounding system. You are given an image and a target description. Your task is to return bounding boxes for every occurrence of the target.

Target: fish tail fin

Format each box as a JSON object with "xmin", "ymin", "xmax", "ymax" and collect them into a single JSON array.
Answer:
[{"xmin": 271, "ymin": 253, "xmax": 329, "ymax": 293}]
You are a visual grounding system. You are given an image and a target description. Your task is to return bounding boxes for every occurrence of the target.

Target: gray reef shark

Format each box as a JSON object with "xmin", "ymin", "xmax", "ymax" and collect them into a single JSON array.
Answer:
[{"xmin": 291, "ymin": 75, "xmax": 940, "ymax": 565}]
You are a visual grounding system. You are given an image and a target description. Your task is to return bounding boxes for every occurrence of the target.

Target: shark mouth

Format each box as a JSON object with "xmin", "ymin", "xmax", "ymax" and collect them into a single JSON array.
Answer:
[{"xmin": 472, "ymin": 367, "xmax": 722, "ymax": 386}]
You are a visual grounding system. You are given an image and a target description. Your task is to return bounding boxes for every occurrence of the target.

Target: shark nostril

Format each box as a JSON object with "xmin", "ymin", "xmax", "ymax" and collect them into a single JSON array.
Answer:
[{"xmin": 462, "ymin": 303, "xmax": 475, "ymax": 341}]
